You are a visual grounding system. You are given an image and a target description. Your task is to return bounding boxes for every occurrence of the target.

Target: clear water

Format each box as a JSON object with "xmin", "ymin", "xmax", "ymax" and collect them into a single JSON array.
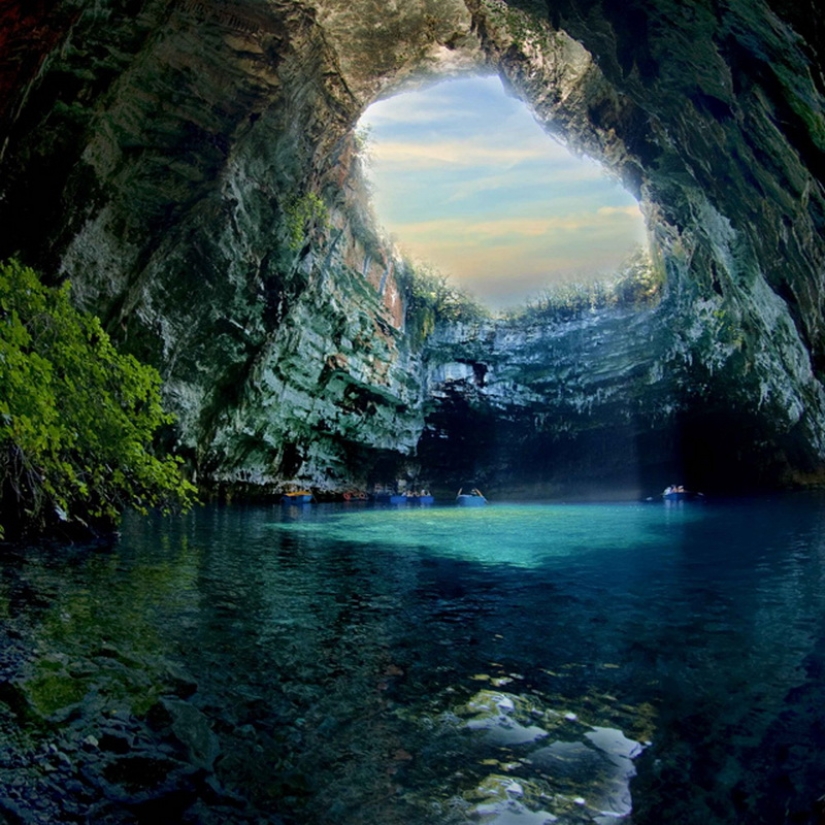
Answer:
[{"xmin": 6, "ymin": 495, "xmax": 825, "ymax": 824}]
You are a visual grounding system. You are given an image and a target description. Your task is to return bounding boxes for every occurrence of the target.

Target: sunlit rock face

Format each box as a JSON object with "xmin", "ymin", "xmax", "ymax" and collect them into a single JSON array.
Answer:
[
  {"xmin": 419, "ymin": 294, "xmax": 818, "ymax": 499},
  {"xmin": 1, "ymin": 0, "xmax": 825, "ymax": 493}
]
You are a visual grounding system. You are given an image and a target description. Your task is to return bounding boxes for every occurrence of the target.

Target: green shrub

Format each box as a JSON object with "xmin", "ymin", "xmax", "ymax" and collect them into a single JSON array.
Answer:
[
  {"xmin": 284, "ymin": 192, "xmax": 329, "ymax": 251},
  {"xmin": 613, "ymin": 246, "xmax": 664, "ymax": 305},
  {"xmin": 399, "ymin": 261, "xmax": 489, "ymax": 347},
  {"xmin": 510, "ymin": 246, "xmax": 663, "ymax": 324},
  {"xmin": 0, "ymin": 260, "xmax": 196, "ymax": 539}
]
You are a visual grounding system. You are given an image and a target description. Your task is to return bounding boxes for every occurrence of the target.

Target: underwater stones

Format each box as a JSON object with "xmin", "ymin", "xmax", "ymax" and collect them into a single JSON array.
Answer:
[
  {"xmin": 150, "ymin": 697, "xmax": 221, "ymax": 771},
  {"xmin": 161, "ymin": 662, "xmax": 199, "ymax": 700},
  {"xmin": 457, "ymin": 685, "xmax": 647, "ymax": 823},
  {"xmin": 0, "ymin": 680, "xmax": 33, "ymax": 723}
]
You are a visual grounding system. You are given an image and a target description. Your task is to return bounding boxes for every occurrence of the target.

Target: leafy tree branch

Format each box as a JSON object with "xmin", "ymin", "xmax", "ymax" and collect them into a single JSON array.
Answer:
[{"xmin": 0, "ymin": 260, "xmax": 196, "ymax": 540}]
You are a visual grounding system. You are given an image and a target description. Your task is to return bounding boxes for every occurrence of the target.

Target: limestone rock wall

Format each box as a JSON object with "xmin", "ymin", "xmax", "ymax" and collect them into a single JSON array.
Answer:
[
  {"xmin": 2, "ymin": 0, "xmax": 825, "ymax": 493},
  {"xmin": 458, "ymin": 0, "xmax": 825, "ymax": 489},
  {"xmin": 1, "ymin": 0, "xmax": 434, "ymax": 492},
  {"xmin": 420, "ymin": 288, "xmax": 822, "ymax": 498},
  {"xmin": 419, "ymin": 306, "xmax": 680, "ymax": 499}
]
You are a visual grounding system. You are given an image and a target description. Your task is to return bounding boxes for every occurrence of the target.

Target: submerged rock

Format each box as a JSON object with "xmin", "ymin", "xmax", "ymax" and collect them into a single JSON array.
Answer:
[{"xmin": 150, "ymin": 697, "xmax": 221, "ymax": 771}]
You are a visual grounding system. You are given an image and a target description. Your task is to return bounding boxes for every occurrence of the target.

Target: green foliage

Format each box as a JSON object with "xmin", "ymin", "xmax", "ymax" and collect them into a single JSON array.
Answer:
[
  {"xmin": 509, "ymin": 246, "xmax": 663, "ymax": 324},
  {"xmin": 354, "ymin": 124, "xmax": 372, "ymax": 154},
  {"xmin": 613, "ymin": 246, "xmax": 664, "ymax": 305},
  {"xmin": 399, "ymin": 261, "xmax": 489, "ymax": 347},
  {"xmin": 0, "ymin": 260, "xmax": 196, "ymax": 539},
  {"xmin": 284, "ymin": 192, "xmax": 329, "ymax": 251}
]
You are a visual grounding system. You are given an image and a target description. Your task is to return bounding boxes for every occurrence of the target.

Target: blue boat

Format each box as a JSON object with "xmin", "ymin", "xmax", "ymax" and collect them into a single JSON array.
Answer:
[
  {"xmin": 281, "ymin": 491, "xmax": 314, "ymax": 504},
  {"xmin": 456, "ymin": 488, "xmax": 487, "ymax": 506},
  {"xmin": 402, "ymin": 491, "xmax": 434, "ymax": 504},
  {"xmin": 373, "ymin": 491, "xmax": 408, "ymax": 504}
]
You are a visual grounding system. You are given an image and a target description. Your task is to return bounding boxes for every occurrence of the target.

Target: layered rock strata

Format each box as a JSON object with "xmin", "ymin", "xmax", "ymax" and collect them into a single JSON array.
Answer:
[
  {"xmin": 1, "ymin": 0, "xmax": 824, "ymax": 493},
  {"xmin": 420, "ymin": 291, "xmax": 819, "ymax": 499}
]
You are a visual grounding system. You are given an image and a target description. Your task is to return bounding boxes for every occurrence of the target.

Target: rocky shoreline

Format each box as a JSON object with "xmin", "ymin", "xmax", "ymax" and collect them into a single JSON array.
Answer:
[{"xmin": 0, "ymin": 544, "xmax": 287, "ymax": 825}]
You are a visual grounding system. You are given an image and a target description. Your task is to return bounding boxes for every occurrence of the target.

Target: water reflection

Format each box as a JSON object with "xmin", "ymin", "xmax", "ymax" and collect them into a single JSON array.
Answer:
[{"xmin": 3, "ymin": 496, "xmax": 825, "ymax": 824}]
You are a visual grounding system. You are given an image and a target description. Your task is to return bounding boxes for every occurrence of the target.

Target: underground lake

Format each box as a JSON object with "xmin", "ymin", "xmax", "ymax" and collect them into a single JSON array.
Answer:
[
  {"xmin": 4, "ymin": 1, "xmax": 825, "ymax": 823},
  {"xmin": 2, "ymin": 494, "xmax": 825, "ymax": 824}
]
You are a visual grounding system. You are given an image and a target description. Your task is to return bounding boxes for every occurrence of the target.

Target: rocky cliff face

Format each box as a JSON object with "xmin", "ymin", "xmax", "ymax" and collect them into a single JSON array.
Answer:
[
  {"xmin": 2, "ymin": 0, "xmax": 825, "ymax": 495},
  {"xmin": 419, "ymin": 288, "xmax": 822, "ymax": 499}
]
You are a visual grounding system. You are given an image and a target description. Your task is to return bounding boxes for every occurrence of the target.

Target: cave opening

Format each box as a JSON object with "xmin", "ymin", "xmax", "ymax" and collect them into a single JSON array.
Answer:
[
  {"xmin": 356, "ymin": 74, "xmax": 649, "ymax": 311},
  {"xmin": 0, "ymin": 0, "xmax": 815, "ymax": 501},
  {"xmin": 352, "ymin": 72, "xmax": 678, "ymax": 500}
]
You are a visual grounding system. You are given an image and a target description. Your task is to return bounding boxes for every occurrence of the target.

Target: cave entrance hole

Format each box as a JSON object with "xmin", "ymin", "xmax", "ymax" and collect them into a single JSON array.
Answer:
[{"xmin": 356, "ymin": 74, "xmax": 649, "ymax": 311}]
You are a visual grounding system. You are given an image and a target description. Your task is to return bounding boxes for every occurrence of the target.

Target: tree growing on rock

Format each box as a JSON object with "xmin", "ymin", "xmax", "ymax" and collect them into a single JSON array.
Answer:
[{"xmin": 0, "ymin": 260, "xmax": 196, "ymax": 540}]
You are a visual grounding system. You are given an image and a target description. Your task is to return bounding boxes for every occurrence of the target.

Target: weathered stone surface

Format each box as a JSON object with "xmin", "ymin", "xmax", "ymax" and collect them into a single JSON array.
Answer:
[
  {"xmin": 156, "ymin": 696, "xmax": 220, "ymax": 770},
  {"xmin": 1, "ymin": 0, "xmax": 824, "ymax": 492},
  {"xmin": 419, "ymin": 286, "xmax": 825, "ymax": 496}
]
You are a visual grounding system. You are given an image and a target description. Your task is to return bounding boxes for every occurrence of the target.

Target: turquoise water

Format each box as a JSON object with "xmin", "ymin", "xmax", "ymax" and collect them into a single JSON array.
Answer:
[{"xmin": 7, "ymin": 495, "xmax": 825, "ymax": 823}]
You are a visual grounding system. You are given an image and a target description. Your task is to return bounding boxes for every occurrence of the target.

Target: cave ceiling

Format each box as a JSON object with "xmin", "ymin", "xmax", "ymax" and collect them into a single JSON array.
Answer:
[{"xmin": 2, "ymin": 0, "xmax": 825, "ymax": 491}]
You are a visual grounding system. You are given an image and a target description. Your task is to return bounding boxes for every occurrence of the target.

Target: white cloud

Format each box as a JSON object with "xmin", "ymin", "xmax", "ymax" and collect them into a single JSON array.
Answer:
[
  {"xmin": 442, "ymin": 164, "xmax": 610, "ymax": 203},
  {"xmin": 395, "ymin": 207, "xmax": 645, "ymax": 243},
  {"xmin": 357, "ymin": 75, "xmax": 647, "ymax": 307},
  {"xmin": 596, "ymin": 205, "xmax": 642, "ymax": 217},
  {"xmin": 370, "ymin": 139, "xmax": 552, "ymax": 168},
  {"xmin": 363, "ymin": 75, "xmax": 504, "ymax": 128},
  {"xmin": 390, "ymin": 208, "xmax": 647, "ymax": 306}
]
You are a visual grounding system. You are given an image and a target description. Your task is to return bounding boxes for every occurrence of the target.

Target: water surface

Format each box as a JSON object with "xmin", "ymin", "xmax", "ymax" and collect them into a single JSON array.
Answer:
[{"xmin": 5, "ymin": 495, "xmax": 825, "ymax": 824}]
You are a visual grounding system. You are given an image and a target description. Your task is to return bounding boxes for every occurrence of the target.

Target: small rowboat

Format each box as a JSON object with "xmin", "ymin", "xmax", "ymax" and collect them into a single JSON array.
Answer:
[
  {"xmin": 661, "ymin": 485, "xmax": 703, "ymax": 502},
  {"xmin": 281, "ymin": 491, "xmax": 314, "ymax": 504},
  {"xmin": 456, "ymin": 488, "xmax": 487, "ymax": 506},
  {"xmin": 372, "ymin": 491, "xmax": 407, "ymax": 504},
  {"xmin": 662, "ymin": 490, "xmax": 702, "ymax": 502},
  {"xmin": 403, "ymin": 491, "xmax": 434, "ymax": 504}
]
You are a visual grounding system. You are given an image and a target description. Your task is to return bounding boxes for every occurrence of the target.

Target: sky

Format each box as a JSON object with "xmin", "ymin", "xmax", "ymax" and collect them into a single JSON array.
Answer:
[{"xmin": 357, "ymin": 75, "xmax": 648, "ymax": 309}]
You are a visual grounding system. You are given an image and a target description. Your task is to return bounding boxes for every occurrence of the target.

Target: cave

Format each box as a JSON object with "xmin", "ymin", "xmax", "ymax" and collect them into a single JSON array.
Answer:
[
  {"xmin": 2, "ymin": 0, "xmax": 825, "ymax": 497},
  {"xmin": 5, "ymin": 5, "xmax": 825, "ymax": 822}
]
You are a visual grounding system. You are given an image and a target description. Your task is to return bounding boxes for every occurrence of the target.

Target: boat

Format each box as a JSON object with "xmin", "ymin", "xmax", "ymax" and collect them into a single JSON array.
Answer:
[
  {"xmin": 660, "ymin": 485, "xmax": 703, "ymax": 502},
  {"xmin": 281, "ymin": 491, "xmax": 314, "ymax": 504},
  {"xmin": 403, "ymin": 490, "xmax": 434, "ymax": 505},
  {"xmin": 456, "ymin": 487, "xmax": 487, "ymax": 506},
  {"xmin": 372, "ymin": 491, "xmax": 408, "ymax": 504},
  {"xmin": 662, "ymin": 491, "xmax": 704, "ymax": 502}
]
